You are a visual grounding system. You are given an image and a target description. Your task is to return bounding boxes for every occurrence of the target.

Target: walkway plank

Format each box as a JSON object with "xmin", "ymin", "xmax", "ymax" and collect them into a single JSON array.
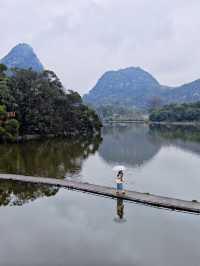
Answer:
[{"xmin": 0, "ymin": 173, "xmax": 200, "ymax": 214}]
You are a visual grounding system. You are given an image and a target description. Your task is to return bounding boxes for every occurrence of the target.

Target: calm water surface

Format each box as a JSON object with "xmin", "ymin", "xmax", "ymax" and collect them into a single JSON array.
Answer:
[{"xmin": 0, "ymin": 123, "xmax": 200, "ymax": 266}]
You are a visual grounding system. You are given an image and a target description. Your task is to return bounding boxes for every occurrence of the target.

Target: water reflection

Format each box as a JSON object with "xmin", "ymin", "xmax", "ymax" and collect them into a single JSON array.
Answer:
[
  {"xmin": 0, "ymin": 137, "xmax": 102, "ymax": 206},
  {"xmin": 0, "ymin": 124, "xmax": 200, "ymax": 266},
  {"xmin": 0, "ymin": 180, "xmax": 58, "ymax": 206},
  {"xmin": 0, "ymin": 137, "xmax": 102, "ymax": 178},
  {"xmin": 1, "ymin": 124, "xmax": 200, "ymax": 207},
  {"xmin": 114, "ymin": 198, "xmax": 126, "ymax": 223},
  {"xmin": 99, "ymin": 123, "xmax": 161, "ymax": 167},
  {"xmin": 149, "ymin": 124, "xmax": 200, "ymax": 156},
  {"xmin": 99, "ymin": 123, "xmax": 200, "ymax": 168},
  {"xmin": 0, "ymin": 188, "xmax": 199, "ymax": 266}
]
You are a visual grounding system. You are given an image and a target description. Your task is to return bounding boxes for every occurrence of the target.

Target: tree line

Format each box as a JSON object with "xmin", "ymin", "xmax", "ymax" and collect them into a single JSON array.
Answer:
[
  {"xmin": 0, "ymin": 64, "xmax": 102, "ymax": 142},
  {"xmin": 149, "ymin": 102, "xmax": 200, "ymax": 122}
]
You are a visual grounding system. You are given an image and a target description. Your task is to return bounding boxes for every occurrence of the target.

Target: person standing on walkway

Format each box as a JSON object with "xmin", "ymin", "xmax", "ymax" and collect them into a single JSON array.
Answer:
[{"xmin": 115, "ymin": 169, "xmax": 125, "ymax": 194}]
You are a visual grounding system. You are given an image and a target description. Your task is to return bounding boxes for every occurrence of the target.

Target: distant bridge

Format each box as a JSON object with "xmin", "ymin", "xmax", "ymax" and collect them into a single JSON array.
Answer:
[
  {"xmin": 0, "ymin": 173, "xmax": 200, "ymax": 215},
  {"xmin": 103, "ymin": 119, "xmax": 145, "ymax": 123}
]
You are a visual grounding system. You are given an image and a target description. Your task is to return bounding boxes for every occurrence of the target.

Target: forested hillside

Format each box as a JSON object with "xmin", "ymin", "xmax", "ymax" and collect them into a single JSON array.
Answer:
[
  {"xmin": 149, "ymin": 102, "xmax": 200, "ymax": 122},
  {"xmin": 0, "ymin": 64, "xmax": 101, "ymax": 142}
]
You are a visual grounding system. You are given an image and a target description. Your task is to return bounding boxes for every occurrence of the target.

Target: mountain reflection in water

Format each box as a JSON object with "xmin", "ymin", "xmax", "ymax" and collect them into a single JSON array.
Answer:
[
  {"xmin": 1, "ymin": 123, "xmax": 200, "ymax": 207},
  {"xmin": 99, "ymin": 124, "xmax": 162, "ymax": 167},
  {"xmin": 99, "ymin": 123, "xmax": 200, "ymax": 167}
]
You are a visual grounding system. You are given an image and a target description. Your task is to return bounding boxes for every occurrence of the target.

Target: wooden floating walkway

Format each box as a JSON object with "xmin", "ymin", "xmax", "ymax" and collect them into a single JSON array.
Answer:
[{"xmin": 0, "ymin": 174, "xmax": 200, "ymax": 214}]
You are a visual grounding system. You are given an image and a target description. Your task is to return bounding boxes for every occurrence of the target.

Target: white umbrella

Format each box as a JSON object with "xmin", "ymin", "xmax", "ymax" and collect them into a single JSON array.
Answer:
[{"xmin": 112, "ymin": 165, "xmax": 126, "ymax": 172}]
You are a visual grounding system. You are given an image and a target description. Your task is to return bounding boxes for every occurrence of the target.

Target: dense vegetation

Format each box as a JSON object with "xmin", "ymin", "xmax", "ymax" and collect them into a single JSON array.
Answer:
[
  {"xmin": 149, "ymin": 102, "xmax": 200, "ymax": 122},
  {"xmin": 0, "ymin": 64, "xmax": 101, "ymax": 142},
  {"xmin": 0, "ymin": 64, "xmax": 19, "ymax": 141}
]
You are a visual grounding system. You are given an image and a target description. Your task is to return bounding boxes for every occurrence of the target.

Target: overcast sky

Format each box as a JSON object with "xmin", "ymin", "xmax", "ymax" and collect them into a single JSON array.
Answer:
[{"xmin": 0, "ymin": 0, "xmax": 200, "ymax": 95}]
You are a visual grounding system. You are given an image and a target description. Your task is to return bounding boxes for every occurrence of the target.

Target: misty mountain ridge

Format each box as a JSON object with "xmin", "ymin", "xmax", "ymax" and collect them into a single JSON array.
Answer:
[
  {"xmin": 84, "ymin": 67, "xmax": 200, "ymax": 108},
  {"xmin": 1, "ymin": 44, "xmax": 200, "ymax": 109},
  {"xmin": 0, "ymin": 43, "xmax": 44, "ymax": 72}
]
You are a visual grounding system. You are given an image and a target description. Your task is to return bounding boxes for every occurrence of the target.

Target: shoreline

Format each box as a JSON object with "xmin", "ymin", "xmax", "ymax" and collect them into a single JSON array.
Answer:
[
  {"xmin": 149, "ymin": 121, "xmax": 200, "ymax": 126},
  {"xmin": 0, "ymin": 131, "xmax": 102, "ymax": 144},
  {"xmin": 103, "ymin": 120, "xmax": 200, "ymax": 126}
]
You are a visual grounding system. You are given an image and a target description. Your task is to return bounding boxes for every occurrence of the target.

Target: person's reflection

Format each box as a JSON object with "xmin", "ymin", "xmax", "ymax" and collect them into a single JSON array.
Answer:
[
  {"xmin": 114, "ymin": 198, "xmax": 127, "ymax": 223},
  {"xmin": 117, "ymin": 198, "xmax": 124, "ymax": 219}
]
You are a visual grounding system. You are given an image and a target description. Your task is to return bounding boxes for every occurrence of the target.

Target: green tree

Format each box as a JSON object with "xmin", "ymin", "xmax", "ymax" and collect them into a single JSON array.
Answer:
[
  {"xmin": 0, "ymin": 67, "xmax": 16, "ymax": 111},
  {"xmin": 0, "ymin": 64, "xmax": 7, "ymax": 74},
  {"xmin": 4, "ymin": 119, "xmax": 19, "ymax": 136},
  {"xmin": 0, "ymin": 104, "xmax": 19, "ymax": 142},
  {"xmin": 0, "ymin": 105, "xmax": 7, "ymax": 120},
  {"xmin": 9, "ymin": 69, "xmax": 101, "ymax": 137}
]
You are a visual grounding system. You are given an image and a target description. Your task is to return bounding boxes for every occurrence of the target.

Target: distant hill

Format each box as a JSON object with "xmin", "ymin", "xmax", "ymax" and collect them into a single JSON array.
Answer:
[
  {"xmin": 163, "ymin": 79, "xmax": 200, "ymax": 104},
  {"xmin": 0, "ymin": 43, "xmax": 44, "ymax": 72},
  {"xmin": 84, "ymin": 67, "xmax": 161, "ymax": 108},
  {"xmin": 83, "ymin": 67, "xmax": 200, "ymax": 109}
]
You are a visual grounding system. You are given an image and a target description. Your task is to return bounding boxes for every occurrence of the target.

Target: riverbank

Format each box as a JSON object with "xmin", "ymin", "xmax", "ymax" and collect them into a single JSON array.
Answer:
[
  {"xmin": 0, "ymin": 131, "xmax": 102, "ymax": 144},
  {"xmin": 103, "ymin": 120, "xmax": 200, "ymax": 126},
  {"xmin": 103, "ymin": 119, "xmax": 146, "ymax": 124},
  {"xmin": 149, "ymin": 121, "xmax": 200, "ymax": 126}
]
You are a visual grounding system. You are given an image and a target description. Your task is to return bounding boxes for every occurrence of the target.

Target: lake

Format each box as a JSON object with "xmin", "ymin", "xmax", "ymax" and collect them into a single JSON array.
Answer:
[{"xmin": 0, "ymin": 123, "xmax": 200, "ymax": 266}]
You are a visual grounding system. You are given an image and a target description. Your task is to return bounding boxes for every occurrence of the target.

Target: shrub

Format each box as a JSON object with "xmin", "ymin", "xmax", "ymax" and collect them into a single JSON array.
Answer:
[{"xmin": 4, "ymin": 119, "xmax": 20, "ymax": 136}]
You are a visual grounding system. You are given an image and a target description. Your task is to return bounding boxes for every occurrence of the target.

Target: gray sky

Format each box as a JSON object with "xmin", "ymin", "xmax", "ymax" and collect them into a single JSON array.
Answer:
[{"xmin": 0, "ymin": 0, "xmax": 200, "ymax": 95}]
